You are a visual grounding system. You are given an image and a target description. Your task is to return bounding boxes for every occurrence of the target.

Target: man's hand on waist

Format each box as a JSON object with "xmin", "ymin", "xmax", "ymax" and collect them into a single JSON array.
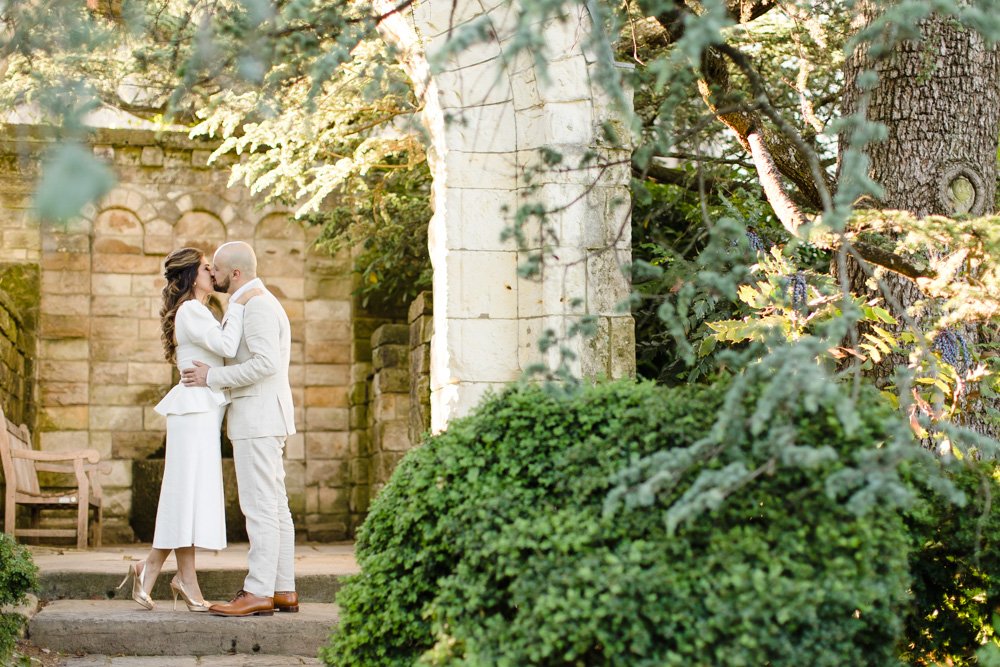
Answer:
[{"xmin": 181, "ymin": 360, "xmax": 210, "ymax": 387}]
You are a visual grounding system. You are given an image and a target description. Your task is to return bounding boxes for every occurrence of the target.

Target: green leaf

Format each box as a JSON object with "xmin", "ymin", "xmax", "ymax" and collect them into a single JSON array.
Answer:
[{"xmin": 33, "ymin": 144, "xmax": 115, "ymax": 222}]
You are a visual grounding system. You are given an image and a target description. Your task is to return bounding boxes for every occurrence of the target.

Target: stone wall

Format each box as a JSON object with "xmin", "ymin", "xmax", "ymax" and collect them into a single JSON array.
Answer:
[
  {"xmin": 0, "ymin": 264, "xmax": 38, "ymax": 428},
  {"xmin": 0, "ymin": 125, "xmax": 357, "ymax": 543}
]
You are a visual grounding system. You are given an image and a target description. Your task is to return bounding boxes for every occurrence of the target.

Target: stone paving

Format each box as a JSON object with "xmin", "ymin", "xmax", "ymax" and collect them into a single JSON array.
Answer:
[{"xmin": 20, "ymin": 542, "xmax": 356, "ymax": 666}]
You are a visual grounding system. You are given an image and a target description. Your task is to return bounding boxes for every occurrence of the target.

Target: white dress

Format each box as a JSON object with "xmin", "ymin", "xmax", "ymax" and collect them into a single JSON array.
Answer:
[{"xmin": 151, "ymin": 299, "xmax": 245, "ymax": 550}]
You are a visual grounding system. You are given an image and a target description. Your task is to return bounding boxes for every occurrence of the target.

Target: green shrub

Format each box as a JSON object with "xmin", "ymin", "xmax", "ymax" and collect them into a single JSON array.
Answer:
[
  {"xmin": 902, "ymin": 459, "xmax": 1000, "ymax": 665},
  {"xmin": 0, "ymin": 533, "xmax": 38, "ymax": 663},
  {"xmin": 323, "ymin": 380, "xmax": 914, "ymax": 666}
]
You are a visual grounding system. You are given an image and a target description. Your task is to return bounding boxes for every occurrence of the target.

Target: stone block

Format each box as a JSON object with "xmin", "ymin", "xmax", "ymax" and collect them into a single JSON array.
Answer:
[
  {"xmin": 410, "ymin": 344, "xmax": 431, "ymax": 377},
  {"xmin": 3, "ymin": 229, "xmax": 40, "ymax": 252},
  {"xmin": 92, "ymin": 237, "xmax": 143, "ymax": 255},
  {"xmin": 609, "ymin": 315, "xmax": 636, "ymax": 379},
  {"xmin": 41, "ymin": 294, "xmax": 89, "ymax": 316},
  {"xmin": 372, "ymin": 344, "xmax": 407, "ymax": 372},
  {"xmin": 306, "ymin": 459, "xmax": 346, "ymax": 487},
  {"xmin": 138, "ymin": 318, "xmax": 162, "ymax": 340},
  {"xmin": 305, "ymin": 486, "xmax": 319, "ymax": 514},
  {"xmin": 90, "ymin": 254, "xmax": 162, "ymax": 274},
  {"xmin": 91, "ymin": 273, "xmax": 133, "ymax": 296},
  {"xmin": 349, "ymin": 484, "xmax": 370, "ymax": 514},
  {"xmin": 89, "ymin": 406, "xmax": 143, "ymax": 432},
  {"xmin": 40, "ymin": 313, "xmax": 89, "ymax": 338},
  {"xmin": 90, "ymin": 339, "xmax": 163, "ymax": 362},
  {"xmin": 91, "ymin": 362, "xmax": 129, "ymax": 384},
  {"xmin": 262, "ymin": 276, "xmax": 305, "ymax": 301},
  {"xmin": 374, "ymin": 367, "xmax": 410, "ymax": 394},
  {"xmin": 42, "ymin": 232, "xmax": 90, "ymax": 254},
  {"xmin": 303, "ymin": 299, "xmax": 350, "ymax": 321},
  {"xmin": 586, "ymin": 246, "xmax": 631, "ymax": 316},
  {"xmin": 444, "ymin": 151, "xmax": 517, "ymax": 190},
  {"xmin": 37, "ymin": 360, "xmax": 88, "ymax": 383},
  {"xmin": 317, "ymin": 486, "xmax": 349, "ymax": 514},
  {"xmin": 349, "ymin": 405, "xmax": 367, "ymax": 430},
  {"xmin": 42, "ymin": 270, "xmax": 90, "ymax": 295},
  {"xmin": 38, "ymin": 430, "xmax": 91, "ymax": 453},
  {"xmin": 449, "ymin": 318, "xmax": 520, "ymax": 382},
  {"xmin": 304, "ymin": 431, "xmax": 350, "ymax": 459},
  {"xmin": 90, "ymin": 316, "xmax": 139, "ymax": 339},
  {"xmin": 102, "ymin": 487, "xmax": 131, "ymax": 516},
  {"xmin": 40, "ymin": 405, "xmax": 89, "ymax": 430},
  {"xmin": 304, "ymin": 363, "xmax": 349, "ymax": 386},
  {"xmin": 140, "ymin": 146, "xmax": 164, "ymax": 166},
  {"xmin": 127, "ymin": 362, "xmax": 173, "ymax": 386},
  {"xmin": 303, "ymin": 386, "xmax": 348, "ymax": 408},
  {"xmin": 407, "ymin": 291, "xmax": 433, "ymax": 324},
  {"xmin": 445, "ymin": 250, "xmax": 519, "ymax": 319},
  {"xmin": 143, "ymin": 234, "xmax": 174, "ymax": 255},
  {"xmin": 90, "ymin": 383, "xmax": 164, "ymax": 407},
  {"xmin": 347, "ymin": 457, "xmax": 370, "ymax": 486},
  {"xmin": 304, "ymin": 342, "xmax": 351, "ymax": 364},
  {"xmin": 40, "ymin": 252, "xmax": 89, "ymax": 271},
  {"xmin": 378, "ymin": 420, "xmax": 412, "ymax": 453},
  {"xmin": 40, "ymin": 382, "xmax": 88, "ymax": 407},
  {"xmin": 306, "ymin": 517, "xmax": 350, "ymax": 541},
  {"xmin": 370, "ymin": 323, "xmax": 409, "ymax": 348},
  {"xmin": 444, "ymin": 102, "xmax": 517, "ymax": 153},
  {"xmin": 103, "ymin": 459, "xmax": 132, "ymax": 487},
  {"xmin": 111, "ymin": 430, "xmax": 163, "ymax": 459},
  {"xmin": 305, "ymin": 319, "xmax": 351, "ymax": 343},
  {"xmin": 442, "ymin": 187, "xmax": 518, "ymax": 252},
  {"xmin": 90, "ymin": 295, "xmax": 149, "ymax": 317},
  {"xmin": 40, "ymin": 339, "xmax": 88, "ymax": 361},
  {"xmin": 436, "ymin": 59, "xmax": 513, "ymax": 110}
]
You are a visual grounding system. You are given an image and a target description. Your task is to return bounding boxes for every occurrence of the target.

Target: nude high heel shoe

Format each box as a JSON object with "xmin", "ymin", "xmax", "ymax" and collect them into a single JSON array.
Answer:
[
  {"xmin": 170, "ymin": 578, "xmax": 211, "ymax": 612},
  {"xmin": 118, "ymin": 561, "xmax": 155, "ymax": 610}
]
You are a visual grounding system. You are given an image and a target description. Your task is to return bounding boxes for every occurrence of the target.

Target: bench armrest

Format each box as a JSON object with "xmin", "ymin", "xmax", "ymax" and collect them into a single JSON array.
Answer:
[{"xmin": 10, "ymin": 448, "xmax": 101, "ymax": 464}]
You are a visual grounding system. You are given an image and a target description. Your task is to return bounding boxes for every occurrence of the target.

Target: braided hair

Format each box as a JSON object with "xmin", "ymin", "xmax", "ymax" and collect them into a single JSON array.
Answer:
[{"xmin": 159, "ymin": 247, "xmax": 203, "ymax": 363}]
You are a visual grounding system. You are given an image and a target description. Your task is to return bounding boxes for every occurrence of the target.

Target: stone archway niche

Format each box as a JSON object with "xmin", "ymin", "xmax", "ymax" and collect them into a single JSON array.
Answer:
[{"xmin": 376, "ymin": 0, "xmax": 636, "ymax": 432}]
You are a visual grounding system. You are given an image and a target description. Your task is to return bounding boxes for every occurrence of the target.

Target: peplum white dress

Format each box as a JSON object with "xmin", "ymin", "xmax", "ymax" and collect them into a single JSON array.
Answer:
[{"xmin": 152, "ymin": 299, "xmax": 245, "ymax": 551}]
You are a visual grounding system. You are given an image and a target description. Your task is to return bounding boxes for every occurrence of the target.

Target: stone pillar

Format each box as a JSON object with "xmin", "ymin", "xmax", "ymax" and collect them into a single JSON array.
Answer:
[
  {"xmin": 408, "ymin": 292, "xmax": 433, "ymax": 445},
  {"xmin": 378, "ymin": 0, "xmax": 635, "ymax": 432},
  {"xmin": 368, "ymin": 324, "xmax": 412, "ymax": 495}
]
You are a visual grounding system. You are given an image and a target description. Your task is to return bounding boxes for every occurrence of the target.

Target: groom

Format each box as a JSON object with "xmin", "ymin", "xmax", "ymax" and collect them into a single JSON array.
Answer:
[{"xmin": 181, "ymin": 241, "xmax": 297, "ymax": 617}]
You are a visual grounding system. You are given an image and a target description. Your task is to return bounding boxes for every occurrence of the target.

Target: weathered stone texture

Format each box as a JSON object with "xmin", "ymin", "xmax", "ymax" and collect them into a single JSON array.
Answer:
[{"xmin": 0, "ymin": 127, "xmax": 356, "ymax": 543}]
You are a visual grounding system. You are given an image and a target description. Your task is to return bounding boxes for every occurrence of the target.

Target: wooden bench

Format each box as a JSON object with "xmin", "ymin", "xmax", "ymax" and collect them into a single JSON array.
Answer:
[{"xmin": 0, "ymin": 406, "xmax": 107, "ymax": 549}]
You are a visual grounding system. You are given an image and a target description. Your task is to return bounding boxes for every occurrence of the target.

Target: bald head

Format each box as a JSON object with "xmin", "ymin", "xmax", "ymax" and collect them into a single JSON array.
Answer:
[{"xmin": 211, "ymin": 241, "xmax": 258, "ymax": 294}]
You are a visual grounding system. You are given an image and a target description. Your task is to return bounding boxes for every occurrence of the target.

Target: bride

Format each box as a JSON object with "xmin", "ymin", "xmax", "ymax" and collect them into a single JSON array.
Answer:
[{"xmin": 118, "ymin": 247, "xmax": 259, "ymax": 611}]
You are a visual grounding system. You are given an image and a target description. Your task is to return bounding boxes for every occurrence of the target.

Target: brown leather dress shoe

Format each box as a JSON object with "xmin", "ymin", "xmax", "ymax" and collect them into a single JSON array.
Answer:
[
  {"xmin": 209, "ymin": 590, "xmax": 274, "ymax": 617},
  {"xmin": 273, "ymin": 591, "xmax": 299, "ymax": 613}
]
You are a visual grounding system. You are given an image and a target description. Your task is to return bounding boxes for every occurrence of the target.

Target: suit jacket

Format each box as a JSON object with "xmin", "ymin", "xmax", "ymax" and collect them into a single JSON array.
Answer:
[{"xmin": 207, "ymin": 284, "xmax": 296, "ymax": 440}]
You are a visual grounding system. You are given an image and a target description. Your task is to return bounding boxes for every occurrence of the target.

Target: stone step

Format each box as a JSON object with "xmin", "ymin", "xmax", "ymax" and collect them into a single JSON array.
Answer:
[
  {"xmin": 29, "ymin": 600, "xmax": 339, "ymax": 657},
  {"xmin": 37, "ymin": 569, "xmax": 345, "ymax": 604}
]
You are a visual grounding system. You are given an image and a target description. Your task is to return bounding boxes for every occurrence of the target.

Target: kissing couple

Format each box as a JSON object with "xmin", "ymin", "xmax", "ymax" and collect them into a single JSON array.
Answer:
[{"xmin": 118, "ymin": 241, "xmax": 297, "ymax": 617}]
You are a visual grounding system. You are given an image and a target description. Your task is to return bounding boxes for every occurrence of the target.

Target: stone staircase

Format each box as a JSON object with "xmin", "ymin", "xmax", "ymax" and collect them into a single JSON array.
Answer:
[{"xmin": 22, "ymin": 544, "xmax": 355, "ymax": 665}]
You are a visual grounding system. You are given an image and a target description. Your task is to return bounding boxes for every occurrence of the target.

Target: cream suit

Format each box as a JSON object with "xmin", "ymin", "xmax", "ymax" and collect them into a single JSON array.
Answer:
[{"xmin": 205, "ymin": 278, "xmax": 295, "ymax": 598}]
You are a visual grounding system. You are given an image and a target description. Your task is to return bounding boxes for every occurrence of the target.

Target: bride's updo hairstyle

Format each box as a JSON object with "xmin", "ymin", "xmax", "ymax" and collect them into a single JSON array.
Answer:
[{"xmin": 160, "ymin": 247, "xmax": 203, "ymax": 363}]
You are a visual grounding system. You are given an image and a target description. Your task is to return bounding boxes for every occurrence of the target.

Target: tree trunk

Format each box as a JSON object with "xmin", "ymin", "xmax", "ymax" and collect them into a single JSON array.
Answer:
[{"xmin": 839, "ymin": 3, "xmax": 1000, "ymax": 440}]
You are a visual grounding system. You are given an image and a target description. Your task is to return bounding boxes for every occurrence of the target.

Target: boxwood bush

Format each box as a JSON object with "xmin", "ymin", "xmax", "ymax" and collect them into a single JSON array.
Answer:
[
  {"xmin": 324, "ymin": 379, "xmax": 921, "ymax": 666},
  {"xmin": 0, "ymin": 533, "xmax": 38, "ymax": 663}
]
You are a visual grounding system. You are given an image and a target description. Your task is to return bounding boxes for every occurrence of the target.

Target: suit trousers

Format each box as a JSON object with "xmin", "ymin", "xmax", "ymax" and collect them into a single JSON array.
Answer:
[{"xmin": 232, "ymin": 435, "xmax": 296, "ymax": 597}]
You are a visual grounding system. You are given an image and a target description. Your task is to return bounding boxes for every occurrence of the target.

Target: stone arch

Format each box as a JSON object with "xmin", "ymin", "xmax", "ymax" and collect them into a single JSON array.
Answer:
[
  {"xmin": 174, "ymin": 210, "xmax": 226, "ymax": 256},
  {"xmin": 377, "ymin": 1, "xmax": 635, "ymax": 431}
]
